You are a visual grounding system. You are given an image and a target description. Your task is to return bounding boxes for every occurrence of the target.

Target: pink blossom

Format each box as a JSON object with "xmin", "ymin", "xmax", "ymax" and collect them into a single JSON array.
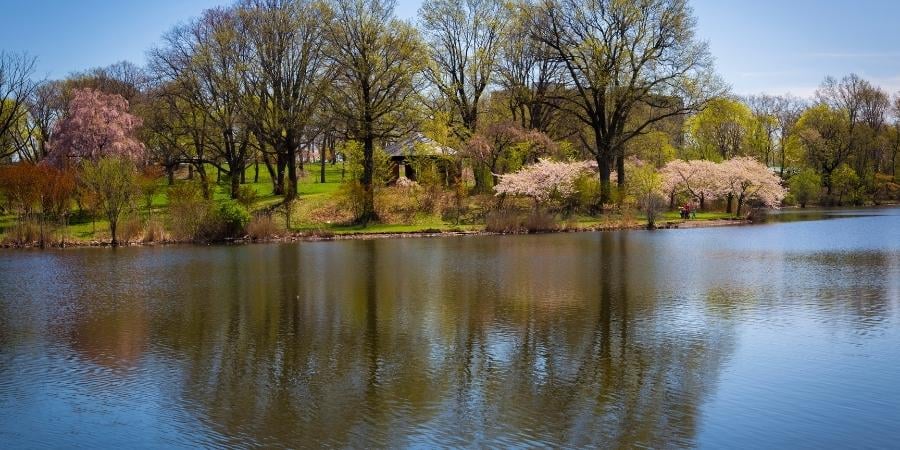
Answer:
[
  {"xmin": 494, "ymin": 159, "xmax": 595, "ymax": 205},
  {"xmin": 45, "ymin": 88, "xmax": 145, "ymax": 167},
  {"xmin": 715, "ymin": 157, "xmax": 786, "ymax": 209}
]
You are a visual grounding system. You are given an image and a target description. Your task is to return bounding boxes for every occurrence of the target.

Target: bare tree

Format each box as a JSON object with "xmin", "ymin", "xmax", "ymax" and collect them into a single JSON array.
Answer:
[
  {"xmin": 496, "ymin": 3, "xmax": 564, "ymax": 133},
  {"xmin": 326, "ymin": 0, "xmax": 425, "ymax": 223},
  {"xmin": 530, "ymin": 0, "xmax": 722, "ymax": 203},
  {"xmin": 0, "ymin": 52, "xmax": 40, "ymax": 160},
  {"xmin": 419, "ymin": 0, "xmax": 507, "ymax": 135},
  {"xmin": 772, "ymin": 94, "xmax": 806, "ymax": 178},
  {"xmin": 151, "ymin": 7, "xmax": 253, "ymax": 199},
  {"xmin": 239, "ymin": 0, "xmax": 331, "ymax": 201}
]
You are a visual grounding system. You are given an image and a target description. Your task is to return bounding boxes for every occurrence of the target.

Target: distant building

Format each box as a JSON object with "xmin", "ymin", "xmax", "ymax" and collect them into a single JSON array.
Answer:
[{"xmin": 384, "ymin": 132, "xmax": 458, "ymax": 184}]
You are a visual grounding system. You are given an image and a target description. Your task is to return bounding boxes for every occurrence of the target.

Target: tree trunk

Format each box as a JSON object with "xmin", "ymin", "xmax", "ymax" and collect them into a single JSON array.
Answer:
[
  {"xmin": 230, "ymin": 166, "xmax": 241, "ymax": 199},
  {"xmin": 167, "ymin": 165, "xmax": 175, "ymax": 185},
  {"xmin": 282, "ymin": 132, "xmax": 297, "ymax": 201},
  {"xmin": 360, "ymin": 135, "xmax": 376, "ymax": 224},
  {"xmin": 254, "ymin": 159, "xmax": 259, "ymax": 183},
  {"xmin": 110, "ymin": 220, "xmax": 118, "ymax": 247},
  {"xmin": 593, "ymin": 130, "xmax": 614, "ymax": 207},
  {"xmin": 320, "ymin": 136, "xmax": 327, "ymax": 184},
  {"xmin": 276, "ymin": 154, "xmax": 286, "ymax": 196},
  {"xmin": 196, "ymin": 164, "xmax": 210, "ymax": 199},
  {"xmin": 616, "ymin": 150, "xmax": 626, "ymax": 191},
  {"xmin": 726, "ymin": 193, "xmax": 734, "ymax": 214}
]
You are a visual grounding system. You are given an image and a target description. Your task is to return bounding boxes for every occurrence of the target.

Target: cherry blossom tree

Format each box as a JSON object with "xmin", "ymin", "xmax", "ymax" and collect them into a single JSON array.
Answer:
[
  {"xmin": 660, "ymin": 159, "xmax": 720, "ymax": 209},
  {"xmin": 715, "ymin": 157, "xmax": 786, "ymax": 216},
  {"xmin": 493, "ymin": 159, "xmax": 595, "ymax": 208},
  {"xmin": 45, "ymin": 88, "xmax": 145, "ymax": 167},
  {"xmin": 465, "ymin": 121, "xmax": 558, "ymax": 189}
]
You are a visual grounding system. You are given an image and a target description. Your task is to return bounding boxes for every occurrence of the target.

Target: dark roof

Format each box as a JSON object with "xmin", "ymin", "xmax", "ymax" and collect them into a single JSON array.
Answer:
[{"xmin": 384, "ymin": 132, "xmax": 456, "ymax": 158}]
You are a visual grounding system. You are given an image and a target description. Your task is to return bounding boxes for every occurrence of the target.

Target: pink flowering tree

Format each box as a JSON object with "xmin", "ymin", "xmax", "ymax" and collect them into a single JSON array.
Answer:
[
  {"xmin": 660, "ymin": 159, "xmax": 721, "ymax": 209},
  {"xmin": 493, "ymin": 159, "xmax": 595, "ymax": 209},
  {"xmin": 45, "ymin": 88, "xmax": 145, "ymax": 167},
  {"xmin": 465, "ymin": 121, "xmax": 558, "ymax": 189},
  {"xmin": 715, "ymin": 157, "xmax": 786, "ymax": 216}
]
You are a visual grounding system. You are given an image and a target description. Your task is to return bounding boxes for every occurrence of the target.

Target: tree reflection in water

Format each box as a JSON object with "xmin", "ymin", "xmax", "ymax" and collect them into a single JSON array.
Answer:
[{"xmin": 0, "ymin": 210, "xmax": 897, "ymax": 448}]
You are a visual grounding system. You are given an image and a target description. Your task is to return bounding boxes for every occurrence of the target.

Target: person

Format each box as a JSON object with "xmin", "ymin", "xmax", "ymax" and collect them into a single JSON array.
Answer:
[{"xmin": 690, "ymin": 203, "xmax": 697, "ymax": 219}]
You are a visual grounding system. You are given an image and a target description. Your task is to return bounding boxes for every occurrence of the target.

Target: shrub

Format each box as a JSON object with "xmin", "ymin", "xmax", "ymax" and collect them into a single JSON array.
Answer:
[
  {"xmin": 167, "ymin": 182, "xmax": 218, "ymax": 241},
  {"xmin": 788, "ymin": 169, "xmax": 821, "ymax": 208},
  {"xmin": 142, "ymin": 220, "xmax": 169, "ymax": 243},
  {"xmin": 237, "ymin": 185, "xmax": 258, "ymax": 208},
  {"xmin": 523, "ymin": 210, "xmax": 558, "ymax": 232},
  {"xmin": 337, "ymin": 181, "xmax": 367, "ymax": 222},
  {"xmin": 376, "ymin": 185, "xmax": 425, "ymax": 223},
  {"xmin": 573, "ymin": 173, "xmax": 601, "ymax": 214},
  {"xmin": 3, "ymin": 219, "xmax": 41, "ymax": 245},
  {"xmin": 118, "ymin": 216, "xmax": 145, "ymax": 244},
  {"xmin": 485, "ymin": 210, "xmax": 523, "ymax": 233},
  {"xmin": 218, "ymin": 200, "xmax": 250, "ymax": 237},
  {"xmin": 247, "ymin": 214, "xmax": 282, "ymax": 240}
]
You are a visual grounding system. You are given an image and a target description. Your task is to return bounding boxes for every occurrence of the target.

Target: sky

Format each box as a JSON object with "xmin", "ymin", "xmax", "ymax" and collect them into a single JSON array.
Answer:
[{"xmin": 2, "ymin": 0, "xmax": 900, "ymax": 98}]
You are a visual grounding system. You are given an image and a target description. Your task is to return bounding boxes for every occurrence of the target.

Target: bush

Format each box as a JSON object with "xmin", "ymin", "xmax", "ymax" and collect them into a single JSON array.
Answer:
[
  {"xmin": 118, "ymin": 216, "xmax": 145, "ymax": 244},
  {"xmin": 485, "ymin": 209, "xmax": 523, "ymax": 233},
  {"xmin": 523, "ymin": 210, "xmax": 558, "ymax": 232},
  {"xmin": 247, "ymin": 214, "xmax": 282, "ymax": 240},
  {"xmin": 376, "ymin": 185, "xmax": 425, "ymax": 223},
  {"xmin": 573, "ymin": 174, "xmax": 601, "ymax": 214},
  {"xmin": 142, "ymin": 220, "xmax": 169, "ymax": 243},
  {"xmin": 789, "ymin": 169, "xmax": 822, "ymax": 208},
  {"xmin": 167, "ymin": 182, "xmax": 218, "ymax": 241},
  {"xmin": 3, "ymin": 219, "xmax": 41, "ymax": 245},
  {"xmin": 218, "ymin": 200, "xmax": 250, "ymax": 237},
  {"xmin": 337, "ymin": 181, "xmax": 367, "ymax": 222},
  {"xmin": 485, "ymin": 209, "xmax": 558, "ymax": 233},
  {"xmin": 237, "ymin": 185, "xmax": 258, "ymax": 208}
]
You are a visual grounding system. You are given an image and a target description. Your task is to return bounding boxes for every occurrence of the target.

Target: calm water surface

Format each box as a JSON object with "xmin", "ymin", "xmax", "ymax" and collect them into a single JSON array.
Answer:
[{"xmin": 1, "ymin": 208, "xmax": 898, "ymax": 448}]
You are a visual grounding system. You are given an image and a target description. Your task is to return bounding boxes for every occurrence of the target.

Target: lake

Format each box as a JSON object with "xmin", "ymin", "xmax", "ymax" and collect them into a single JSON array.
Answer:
[{"xmin": 1, "ymin": 207, "xmax": 898, "ymax": 448}]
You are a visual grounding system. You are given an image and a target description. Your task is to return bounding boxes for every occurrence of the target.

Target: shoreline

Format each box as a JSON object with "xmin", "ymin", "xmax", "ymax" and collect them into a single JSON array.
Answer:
[{"xmin": 0, "ymin": 217, "xmax": 751, "ymax": 250}]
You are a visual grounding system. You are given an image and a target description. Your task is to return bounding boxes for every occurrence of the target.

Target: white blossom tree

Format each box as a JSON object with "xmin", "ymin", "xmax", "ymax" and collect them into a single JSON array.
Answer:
[{"xmin": 494, "ymin": 159, "xmax": 595, "ymax": 209}]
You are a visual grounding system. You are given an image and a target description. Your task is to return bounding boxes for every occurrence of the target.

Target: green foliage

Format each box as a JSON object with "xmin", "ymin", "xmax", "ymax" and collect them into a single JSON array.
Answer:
[
  {"xmin": 79, "ymin": 157, "xmax": 140, "ymax": 245},
  {"xmin": 626, "ymin": 163, "xmax": 666, "ymax": 227},
  {"xmin": 627, "ymin": 131, "xmax": 676, "ymax": 167},
  {"xmin": 339, "ymin": 140, "xmax": 392, "ymax": 186},
  {"xmin": 831, "ymin": 163, "xmax": 860, "ymax": 205},
  {"xmin": 573, "ymin": 173, "xmax": 601, "ymax": 214},
  {"xmin": 237, "ymin": 184, "xmax": 258, "ymax": 208},
  {"xmin": 789, "ymin": 169, "xmax": 822, "ymax": 208},
  {"xmin": 166, "ymin": 181, "xmax": 219, "ymax": 241},
  {"xmin": 218, "ymin": 200, "xmax": 250, "ymax": 237},
  {"xmin": 686, "ymin": 97, "xmax": 755, "ymax": 161}
]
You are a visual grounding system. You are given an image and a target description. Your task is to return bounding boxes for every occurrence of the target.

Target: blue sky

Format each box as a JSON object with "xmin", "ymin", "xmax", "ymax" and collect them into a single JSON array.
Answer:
[{"xmin": 2, "ymin": 0, "xmax": 899, "ymax": 97}]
